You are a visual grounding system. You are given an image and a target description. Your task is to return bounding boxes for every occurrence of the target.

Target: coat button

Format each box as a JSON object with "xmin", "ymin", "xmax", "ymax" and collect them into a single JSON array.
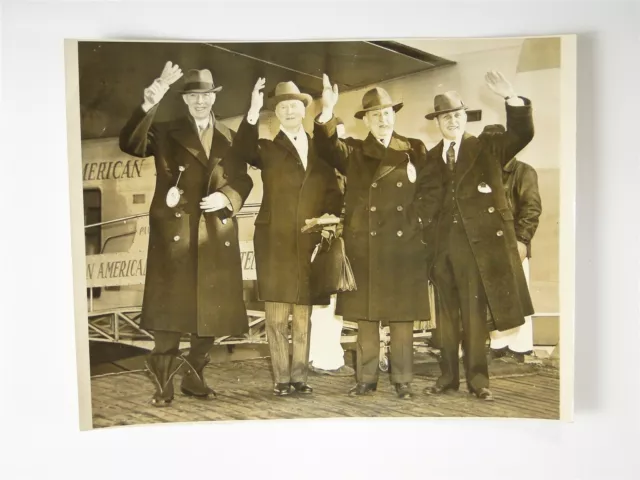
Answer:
[
  {"xmin": 496, "ymin": 230, "xmax": 503, "ymax": 237},
  {"xmin": 371, "ymin": 231, "xmax": 377, "ymax": 236},
  {"xmin": 371, "ymin": 182, "xmax": 378, "ymax": 188},
  {"xmin": 397, "ymin": 182, "xmax": 403, "ymax": 187},
  {"xmin": 397, "ymin": 205, "xmax": 403, "ymax": 211},
  {"xmin": 222, "ymin": 218, "xmax": 228, "ymax": 225},
  {"xmin": 488, "ymin": 207, "xmax": 495, "ymax": 213},
  {"xmin": 370, "ymin": 206, "xmax": 377, "ymax": 212},
  {"xmin": 173, "ymin": 235, "xmax": 180, "ymax": 242},
  {"xmin": 397, "ymin": 230, "xmax": 403, "ymax": 237},
  {"xmin": 225, "ymin": 241, "xmax": 231, "ymax": 247},
  {"xmin": 175, "ymin": 212, "xmax": 182, "ymax": 218}
]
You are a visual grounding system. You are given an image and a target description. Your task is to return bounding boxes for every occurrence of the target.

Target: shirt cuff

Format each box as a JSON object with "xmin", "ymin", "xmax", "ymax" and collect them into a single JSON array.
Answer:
[
  {"xmin": 247, "ymin": 111, "xmax": 259, "ymax": 125},
  {"xmin": 506, "ymin": 96, "xmax": 526, "ymax": 107},
  {"xmin": 141, "ymin": 101, "xmax": 155, "ymax": 113}
]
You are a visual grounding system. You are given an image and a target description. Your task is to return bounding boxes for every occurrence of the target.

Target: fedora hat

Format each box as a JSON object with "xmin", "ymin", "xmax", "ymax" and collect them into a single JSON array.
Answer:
[
  {"xmin": 425, "ymin": 91, "xmax": 469, "ymax": 120},
  {"xmin": 178, "ymin": 69, "xmax": 223, "ymax": 94},
  {"xmin": 354, "ymin": 87, "xmax": 403, "ymax": 119},
  {"xmin": 265, "ymin": 81, "xmax": 312, "ymax": 110}
]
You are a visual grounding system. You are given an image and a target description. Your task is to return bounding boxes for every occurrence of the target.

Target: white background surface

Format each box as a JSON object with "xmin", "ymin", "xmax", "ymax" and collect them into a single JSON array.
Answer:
[{"xmin": 1, "ymin": 0, "xmax": 639, "ymax": 478}]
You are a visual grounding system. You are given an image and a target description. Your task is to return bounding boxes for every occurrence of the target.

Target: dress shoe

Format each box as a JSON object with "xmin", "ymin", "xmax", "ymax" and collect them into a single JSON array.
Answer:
[
  {"xmin": 506, "ymin": 349, "xmax": 526, "ymax": 363},
  {"xmin": 475, "ymin": 387, "xmax": 494, "ymax": 401},
  {"xmin": 149, "ymin": 396, "xmax": 173, "ymax": 408},
  {"xmin": 490, "ymin": 347, "xmax": 508, "ymax": 360},
  {"xmin": 273, "ymin": 383, "xmax": 293, "ymax": 396},
  {"xmin": 291, "ymin": 382, "xmax": 313, "ymax": 394},
  {"xmin": 348, "ymin": 382, "xmax": 377, "ymax": 396},
  {"xmin": 395, "ymin": 383, "xmax": 413, "ymax": 400},
  {"xmin": 423, "ymin": 383, "xmax": 458, "ymax": 395}
]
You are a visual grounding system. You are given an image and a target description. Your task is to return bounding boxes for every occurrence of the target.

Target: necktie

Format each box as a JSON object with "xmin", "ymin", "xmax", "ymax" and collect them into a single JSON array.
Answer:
[
  {"xmin": 199, "ymin": 124, "xmax": 212, "ymax": 158},
  {"xmin": 447, "ymin": 141, "xmax": 456, "ymax": 172}
]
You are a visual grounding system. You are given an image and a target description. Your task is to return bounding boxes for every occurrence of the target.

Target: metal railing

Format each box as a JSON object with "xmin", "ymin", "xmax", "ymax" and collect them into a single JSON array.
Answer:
[
  {"xmin": 85, "ymin": 213, "xmax": 149, "ymax": 230},
  {"xmin": 84, "ymin": 203, "xmax": 261, "ymax": 231}
]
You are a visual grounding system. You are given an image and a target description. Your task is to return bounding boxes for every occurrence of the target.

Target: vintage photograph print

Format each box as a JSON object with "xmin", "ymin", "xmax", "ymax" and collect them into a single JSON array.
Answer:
[{"xmin": 65, "ymin": 36, "xmax": 575, "ymax": 430}]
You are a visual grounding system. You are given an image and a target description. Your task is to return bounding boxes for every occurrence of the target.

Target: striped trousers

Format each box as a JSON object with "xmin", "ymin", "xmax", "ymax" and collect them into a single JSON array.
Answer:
[{"xmin": 265, "ymin": 302, "xmax": 312, "ymax": 384}]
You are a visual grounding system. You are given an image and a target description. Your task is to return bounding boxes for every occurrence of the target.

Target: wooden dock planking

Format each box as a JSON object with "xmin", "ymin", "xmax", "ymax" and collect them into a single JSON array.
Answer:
[{"xmin": 90, "ymin": 358, "xmax": 560, "ymax": 427}]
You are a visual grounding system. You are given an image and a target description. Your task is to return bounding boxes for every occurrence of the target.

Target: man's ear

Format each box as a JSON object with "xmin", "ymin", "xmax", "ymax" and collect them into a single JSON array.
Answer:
[
  {"xmin": 362, "ymin": 115, "xmax": 370, "ymax": 129},
  {"xmin": 182, "ymin": 95, "xmax": 189, "ymax": 105}
]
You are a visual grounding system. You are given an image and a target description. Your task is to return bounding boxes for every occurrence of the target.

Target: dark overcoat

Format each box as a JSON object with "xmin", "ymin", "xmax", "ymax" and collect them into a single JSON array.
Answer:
[
  {"xmin": 501, "ymin": 157, "xmax": 542, "ymax": 258},
  {"xmin": 228, "ymin": 117, "xmax": 343, "ymax": 305},
  {"xmin": 119, "ymin": 105, "xmax": 253, "ymax": 337},
  {"xmin": 429, "ymin": 99, "xmax": 535, "ymax": 332},
  {"xmin": 313, "ymin": 117, "xmax": 444, "ymax": 323}
]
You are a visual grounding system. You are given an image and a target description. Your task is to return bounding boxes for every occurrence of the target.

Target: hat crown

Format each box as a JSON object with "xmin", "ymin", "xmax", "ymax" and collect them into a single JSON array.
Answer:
[
  {"xmin": 433, "ymin": 91, "xmax": 466, "ymax": 114},
  {"xmin": 362, "ymin": 87, "xmax": 395, "ymax": 111},
  {"xmin": 273, "ymin": 81, "xmax": 303, "ymax": 97},
  {"xmin": 183, "ymin": 69, "xmax": 214, "ymax": 86}
]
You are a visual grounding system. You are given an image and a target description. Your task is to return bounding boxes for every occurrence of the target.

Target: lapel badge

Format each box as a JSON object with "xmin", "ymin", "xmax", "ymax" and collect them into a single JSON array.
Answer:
[
  {"xmin": 406, "ymin": 154, "xmax": 417, "ymax": 184},
  {"xmin": 166, "ymin": 165, "xmax": 186, "ymax": 207},
  {"xmin": 477, "ymin": 182, "xmax": 492, "ymax": 194},
  {"xmin": 166, "ymin": 187, "xmax": 181, "ymax": 207}
]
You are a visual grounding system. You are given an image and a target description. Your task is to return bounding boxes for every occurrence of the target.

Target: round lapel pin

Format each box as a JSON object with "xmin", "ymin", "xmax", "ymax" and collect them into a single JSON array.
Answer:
[{"xmin": 478, "ymin": 182, "xmax": 492, "ymax": 193}]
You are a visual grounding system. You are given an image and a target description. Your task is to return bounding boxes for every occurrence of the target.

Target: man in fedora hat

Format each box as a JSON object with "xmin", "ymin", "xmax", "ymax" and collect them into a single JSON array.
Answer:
[
  {"xmin": 424, "ymin": 71, "xmax": 535, "ymax": 401},
  {"xmin": 480, "ymin": 124, "xmax": 542, "ymax": 363},
  {"xmin": 119, "ymin": 62, "xmax": 253, "ymax": 406},
  {"xmin": 314, "ymin": 74, "xmax": 444, "ymax": 399},
  {"xmin": 227, "ymin": 78, "xmax": 343, "ymax": 396}
]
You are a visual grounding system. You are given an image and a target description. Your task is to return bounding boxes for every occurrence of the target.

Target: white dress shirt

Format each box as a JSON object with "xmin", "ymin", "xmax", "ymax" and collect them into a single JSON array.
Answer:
[
  {"xmin": 246, "ymin": 111, "xmax": 309, "ymax": 169},
  {"xmin": 376, "ymin": 135, "xmax": 392, "ymax": 148},
  {"xmin": 280, "ymin": 125, "xmax": 309, "ymax": 170},
  {"xmin": 442, "ymin": 136, "xmax": 462, "ymax": 164},
  {"xmin": 194, "ymin": 115, "xmax": 211, "ymax": 136}
]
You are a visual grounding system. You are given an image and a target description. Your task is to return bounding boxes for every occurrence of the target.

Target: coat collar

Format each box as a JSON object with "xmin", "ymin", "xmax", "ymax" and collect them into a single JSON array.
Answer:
[
  {"xmin": 274, "ymin": 129, "xmax": 303, "ymax": 164},
  {"xmin": 362, "ymin": 131, "xmax": 412, "ymax": 181},
  {"xmin": 273, "ymin": 129, "xmax": 317, "ymax": 177},
  {"xmin": 503, "ymin": 156, "xmax": 518, "ymax": 173},
  {"xmin": 170, "ymin": 114, "xmax": 230, "ymax": 169}
]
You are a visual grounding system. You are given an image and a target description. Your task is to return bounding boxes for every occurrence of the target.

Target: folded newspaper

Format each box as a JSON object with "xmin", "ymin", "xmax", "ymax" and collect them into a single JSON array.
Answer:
[{"xmin": 300, "ymin": 214, "xmax": 341, "ymax": 233}]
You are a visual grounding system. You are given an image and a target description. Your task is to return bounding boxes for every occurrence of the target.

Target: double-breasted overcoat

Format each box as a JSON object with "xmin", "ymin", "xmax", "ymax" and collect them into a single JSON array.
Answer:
[{"xmin": 313, "ymin": 116, "xmax": 444, "ymax": 323}]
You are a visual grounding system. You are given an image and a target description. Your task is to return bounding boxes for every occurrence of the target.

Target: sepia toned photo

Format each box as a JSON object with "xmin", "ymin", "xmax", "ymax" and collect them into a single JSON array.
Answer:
[{"xmin": 65, "ymin": 35, "xmax": 576, "ymax": 430}]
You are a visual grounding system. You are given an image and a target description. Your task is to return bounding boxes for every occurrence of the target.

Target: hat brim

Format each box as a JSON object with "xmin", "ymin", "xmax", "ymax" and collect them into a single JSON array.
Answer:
[
  {"xmin": 354, "ymin": 102, "xmax": 403, "ymax": 120},
  {"xmin": 178, "ymin": 85, "xmax": 223, "ymax": 94},
  {"xmin": 265, "ymin": 93, "xmax": 313, "ymax": 110},
  {"xmin": 425, "ymin": 105, "xmax": 468, "ymax": 120}
]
